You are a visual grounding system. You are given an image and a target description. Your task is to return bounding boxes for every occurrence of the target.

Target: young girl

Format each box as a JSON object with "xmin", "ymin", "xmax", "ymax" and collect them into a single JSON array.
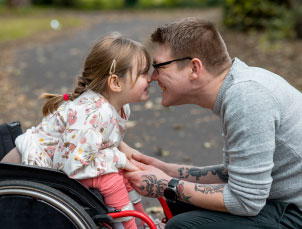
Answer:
[{"xmin": 13, "ymin": 33, "xmax": 151, "ymax": 229}]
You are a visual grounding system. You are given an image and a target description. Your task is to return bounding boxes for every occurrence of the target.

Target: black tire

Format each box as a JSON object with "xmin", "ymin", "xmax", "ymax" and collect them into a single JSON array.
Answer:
[{"xmin": 0, "ymin": 179, "xmax": 97, "ymax": 229}]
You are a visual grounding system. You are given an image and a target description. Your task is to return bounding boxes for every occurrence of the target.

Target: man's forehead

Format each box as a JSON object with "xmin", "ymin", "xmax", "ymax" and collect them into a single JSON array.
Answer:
[{"xmin": 152, "ymin": 45, "xmax": 172, "ymax": 63}]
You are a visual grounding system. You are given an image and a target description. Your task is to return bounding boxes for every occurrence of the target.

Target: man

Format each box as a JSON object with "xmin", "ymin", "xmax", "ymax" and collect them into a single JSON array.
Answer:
[{"xmin": 124, "ymin": 17, "xmax": 302, "ymax": 228}]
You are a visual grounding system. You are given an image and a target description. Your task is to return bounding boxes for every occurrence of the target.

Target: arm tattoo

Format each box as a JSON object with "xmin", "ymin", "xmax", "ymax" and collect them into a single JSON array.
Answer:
[
  {"xmin": 194, "ymin": 184, "xmax": 224, "ymax": 194},
  {"xmin": 178, "ymin": 165, "xmax": 229, "ymax": 182},
  {"xmin": 177, "ymin": 181, "xmax": 192, "ymax": 204},
  {"xmin": 139, "ymin": 175, "xmax": 168, "ymax": 198}
]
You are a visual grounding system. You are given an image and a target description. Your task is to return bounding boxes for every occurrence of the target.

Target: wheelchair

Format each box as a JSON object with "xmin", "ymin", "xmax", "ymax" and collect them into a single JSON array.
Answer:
[{"xmin": 0, "ymin": 122, "xmax": 173, "ymax": 229}]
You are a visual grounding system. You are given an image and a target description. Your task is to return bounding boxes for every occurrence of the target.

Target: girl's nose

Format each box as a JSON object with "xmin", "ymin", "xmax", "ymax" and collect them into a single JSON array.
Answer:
[{"xmin": 147, "ymin": 73, "xmax": 152, "ymax": 83}]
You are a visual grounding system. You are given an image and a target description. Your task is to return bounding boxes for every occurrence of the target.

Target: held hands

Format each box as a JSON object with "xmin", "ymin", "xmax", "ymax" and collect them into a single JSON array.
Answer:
[
  {"xmin": 124, "ymin": 159, "xmax": 140, "ymax": 172},
  {"xmin": 131, "ymin": 153, "xmax": 169, "ymax": 175},
  {"xmin": 124, "ymin": 159, "xmax": 171, "ymax": 198}
]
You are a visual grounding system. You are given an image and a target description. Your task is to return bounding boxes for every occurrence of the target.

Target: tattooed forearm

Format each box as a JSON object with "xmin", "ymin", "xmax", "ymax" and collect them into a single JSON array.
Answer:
[
  {"xmin": 177, "ymin": 181, "xmax": 192, "ymax": 203},
  {"xmin": 212, "ymin": 167, "xmax": 229, "ymax": 183},
  {"xmin": 178, "ymin": 165, "xmax": 229, "ymax": 182},
  {"xmin": 139, "ymin": 175, "xmax": 168, "ymax": 198},
  {"xmin": 194, "ymin": 184, "xmax": 224, "ymax": 194}
]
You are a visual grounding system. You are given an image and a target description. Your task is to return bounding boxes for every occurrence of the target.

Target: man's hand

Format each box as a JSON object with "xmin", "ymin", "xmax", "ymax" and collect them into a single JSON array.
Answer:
[
  {"xmin": 124, "ymin": 160, "xmax": 171, "ymax": 198},
  {"xmin": 131, "ymin": 153, "xmax": 168, "ymax": 172}
]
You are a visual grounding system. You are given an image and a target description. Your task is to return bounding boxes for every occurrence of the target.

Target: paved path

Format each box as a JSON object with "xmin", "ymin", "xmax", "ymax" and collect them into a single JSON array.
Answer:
[{"xmin": 12, "ymin": 9, "xmax": 224, "ymax": 210}]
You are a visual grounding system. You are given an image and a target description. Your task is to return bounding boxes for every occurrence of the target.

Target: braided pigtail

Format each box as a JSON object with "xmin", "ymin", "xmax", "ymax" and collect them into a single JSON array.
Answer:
[
  {"xmin": 41, "ymin": 93, "xmax": 65, "ymax": 117},
  {"xmin": 41, "ymin": 74, "xmax": 88, "ymax": 117},
  {"xmin": 69, "ymin": 75, "xmax": 89, "ymax": 100}
]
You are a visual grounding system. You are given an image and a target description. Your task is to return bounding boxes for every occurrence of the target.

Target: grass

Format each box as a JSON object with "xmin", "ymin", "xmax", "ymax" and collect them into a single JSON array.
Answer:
[{"xmin": 0, "ymin": 6, "xmax": 84, "ymax": 44}]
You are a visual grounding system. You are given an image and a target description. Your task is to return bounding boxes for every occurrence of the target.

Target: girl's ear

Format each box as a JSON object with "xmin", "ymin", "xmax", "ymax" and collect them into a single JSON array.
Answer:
[{"xmin": 107, "ymin": 74, "xmax": 122, "ymax": 92}]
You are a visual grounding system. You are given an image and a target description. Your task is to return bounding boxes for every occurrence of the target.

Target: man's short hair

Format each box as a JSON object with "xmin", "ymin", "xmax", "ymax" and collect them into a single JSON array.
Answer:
[{"xmin": 151, "ymin": 17, "xmax": 231, "ymax": 76}]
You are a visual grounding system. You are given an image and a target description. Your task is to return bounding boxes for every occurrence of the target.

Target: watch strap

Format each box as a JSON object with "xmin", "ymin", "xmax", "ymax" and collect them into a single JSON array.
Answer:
[{"xmin": 168, "ymin": 178, "xmax": 179, "ymax": 188}]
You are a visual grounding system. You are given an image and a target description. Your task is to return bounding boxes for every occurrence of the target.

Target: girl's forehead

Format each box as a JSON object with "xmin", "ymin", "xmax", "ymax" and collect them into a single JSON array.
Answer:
[{"xmin": 135, "ymin": 53, "xmax": 147, "ymax": 68}]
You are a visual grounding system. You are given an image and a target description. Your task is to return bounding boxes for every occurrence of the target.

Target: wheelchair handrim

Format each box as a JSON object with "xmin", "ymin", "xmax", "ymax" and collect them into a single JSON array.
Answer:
[{"xmin": 0, "ymin": 186, "xmax": 90, "ymax": 229}]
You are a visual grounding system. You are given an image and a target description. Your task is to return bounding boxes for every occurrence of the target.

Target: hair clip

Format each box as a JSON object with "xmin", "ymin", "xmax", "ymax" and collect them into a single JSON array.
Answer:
[
  {"xmin": 63, "ymin": 93, "xmax": 69, "ymax": 101},
  {"xmin": 109, "ymin": 59, "xmax": 116, "ymax": 75}
]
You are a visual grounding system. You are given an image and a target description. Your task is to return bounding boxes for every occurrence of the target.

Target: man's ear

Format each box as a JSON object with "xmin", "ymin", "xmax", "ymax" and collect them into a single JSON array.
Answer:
[
  {"xmin": 189, "ymin": 58, "xmax": 202, "ymax": 80},
  {"xmin": 107, "ymin": 74, "xmax": 122, "ymax": 92}
]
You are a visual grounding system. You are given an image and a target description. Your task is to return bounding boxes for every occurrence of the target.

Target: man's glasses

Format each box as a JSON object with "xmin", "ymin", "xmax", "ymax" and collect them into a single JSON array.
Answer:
[{"xmin": 152, "ymin": 57, "xmax": 192, "ymax": 74}]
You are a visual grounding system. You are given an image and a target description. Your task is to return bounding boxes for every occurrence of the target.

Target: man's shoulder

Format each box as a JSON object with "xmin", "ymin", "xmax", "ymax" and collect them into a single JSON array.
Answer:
[{"xmin": 231, "ymin": 58, "xmax": 285, "ymax": 87}]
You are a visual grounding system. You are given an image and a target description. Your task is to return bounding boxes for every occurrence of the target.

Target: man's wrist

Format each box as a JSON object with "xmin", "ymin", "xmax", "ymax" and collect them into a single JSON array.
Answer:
[
  {"xmin": 163, "ymin": 178, "xmax": 180, "ymax": 202},
  {"xmin": 160, "ymin": 162, "xmax": 173, "ymax": 176}
]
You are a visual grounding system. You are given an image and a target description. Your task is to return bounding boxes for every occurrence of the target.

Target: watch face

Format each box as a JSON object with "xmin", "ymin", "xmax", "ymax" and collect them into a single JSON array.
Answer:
[{"xmin": 164, "ymin": 188, "xmax": 177, "ymax": 202}]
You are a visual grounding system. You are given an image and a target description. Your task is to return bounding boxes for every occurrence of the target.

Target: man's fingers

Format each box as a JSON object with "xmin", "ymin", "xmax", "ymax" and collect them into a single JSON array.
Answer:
[
  {"xmin": 125, "ymin": 165, "xmax": 139, "ymax": 172},
  {"xmin": 132, "ymin": 153, "xmax": 154, "ymax": 164},
  {"xmin": 131, "ymin": 153, "xmax": 143, "ymax": 162},
  {"xmin": 130, "ymin": 159, "xmax": 148, "ymax": 170},
  {"xmin": 124, "ymin": 170, "xmax": 137, "ymax": 179}
]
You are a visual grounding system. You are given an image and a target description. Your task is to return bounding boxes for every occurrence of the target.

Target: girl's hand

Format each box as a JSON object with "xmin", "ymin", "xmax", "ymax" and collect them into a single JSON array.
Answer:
[
  {"xmin": 124, "ymin": 159, "xmax": 140, "ymax": 172},
  {"xmin": 119, "ymin": 141, "xmax": 143, "ymax": 159}
]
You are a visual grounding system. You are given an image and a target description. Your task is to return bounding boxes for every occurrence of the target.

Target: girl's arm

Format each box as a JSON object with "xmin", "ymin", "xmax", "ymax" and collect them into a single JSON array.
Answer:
[
  {"xmin": 1, "ymin": 147, "xmax": 21, "ymax": 164},
  {"xmin": 119, "ymin": 141, "xmax": 143, "ymax": 159}
]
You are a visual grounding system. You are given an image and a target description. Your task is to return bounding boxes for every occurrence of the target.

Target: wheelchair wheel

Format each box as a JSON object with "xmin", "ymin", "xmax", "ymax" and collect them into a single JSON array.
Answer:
[{"xmin": 0, "ymin": 179, "xmax": 98, "ymax": 229}]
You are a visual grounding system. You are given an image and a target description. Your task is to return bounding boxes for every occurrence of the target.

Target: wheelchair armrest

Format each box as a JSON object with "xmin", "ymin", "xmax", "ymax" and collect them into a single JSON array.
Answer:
[{"xmin": 0, "ymin": 121, "xmax": 22, "ymax": 161}]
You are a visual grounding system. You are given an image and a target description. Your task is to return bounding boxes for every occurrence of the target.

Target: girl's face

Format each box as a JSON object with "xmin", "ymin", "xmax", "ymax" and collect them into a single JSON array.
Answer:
[{"xmin": 122, "ymin": 56, "xmax": 151, "ymax": 103}]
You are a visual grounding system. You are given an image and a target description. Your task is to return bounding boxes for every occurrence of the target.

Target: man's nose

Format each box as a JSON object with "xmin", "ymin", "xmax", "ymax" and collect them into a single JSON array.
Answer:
[{"xmin": 151, "ymin": 70, "xmax": 158, "ymax": 81}]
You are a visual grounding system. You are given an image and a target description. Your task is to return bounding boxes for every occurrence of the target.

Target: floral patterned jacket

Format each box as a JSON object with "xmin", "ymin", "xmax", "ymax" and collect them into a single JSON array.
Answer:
[{"xmin": 15, "ymin": 90, "xmax": 129, "ymax": 179}]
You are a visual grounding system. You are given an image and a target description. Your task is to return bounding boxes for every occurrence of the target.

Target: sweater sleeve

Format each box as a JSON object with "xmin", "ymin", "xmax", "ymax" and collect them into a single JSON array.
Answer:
[{"xmin": 222, "ymin": 81, "xmax": 281, "ymax": 216}]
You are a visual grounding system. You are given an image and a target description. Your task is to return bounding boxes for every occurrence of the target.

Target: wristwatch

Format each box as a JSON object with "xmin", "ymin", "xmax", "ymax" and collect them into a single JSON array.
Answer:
[{"xmin": 163, "ymin": 178, "xmax": 180, "ymax": 202}]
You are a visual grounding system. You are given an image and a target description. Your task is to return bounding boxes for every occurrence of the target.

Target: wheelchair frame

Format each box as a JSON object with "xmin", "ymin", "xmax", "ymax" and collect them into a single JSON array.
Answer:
[{"xmin": 0, "ymin": 122, "xmax": 172, "ymax": 228}]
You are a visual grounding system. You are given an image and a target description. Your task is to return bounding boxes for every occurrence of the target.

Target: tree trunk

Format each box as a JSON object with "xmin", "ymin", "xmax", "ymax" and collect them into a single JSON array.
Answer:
[
  {"xmin": 296, "ymin": 18, "xmax": 302, "ymax": 39},
  {"xmin": 287, "ymin": 0, "xmax": 302, "ymax": 39},
  {"xmin": 7, "ymin": 0, "xmax": 31, "ymax": 7},
  {"xmin": 125, "ymin": 0, "xmax": 137, "ymax": 7}
]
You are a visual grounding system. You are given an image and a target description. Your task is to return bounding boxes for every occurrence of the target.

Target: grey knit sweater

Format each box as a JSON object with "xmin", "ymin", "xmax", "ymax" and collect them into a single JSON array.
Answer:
[{"xmin": 213, "ymin": 58, "xmax": 302, "ymax": 216}]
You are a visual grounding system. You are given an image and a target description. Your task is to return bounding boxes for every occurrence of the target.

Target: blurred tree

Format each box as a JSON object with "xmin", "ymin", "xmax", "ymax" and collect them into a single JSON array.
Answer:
[
  {"xmin": 287, "ymin": 0, "xmax": 302, "ymax": 38},
  {"xmin": 125, "ymin": 0, "xmax": 137, "ymax": 7},
  {"xmin": 53, "ymin": 0, "xmax": 73, "ymax": 7},
  {"xmin": 223, "ymin": 0, "xmax": 302, "ymax": 40}
]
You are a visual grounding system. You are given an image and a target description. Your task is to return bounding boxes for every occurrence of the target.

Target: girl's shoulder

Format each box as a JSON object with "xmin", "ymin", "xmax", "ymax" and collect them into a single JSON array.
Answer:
[
  {"xmin": 65, "ymin": 90, "xmax": 114, "ymax": 129},
  {"xmin": 72, "ymin": 90, "xmax": 110, "ymax": 110}
]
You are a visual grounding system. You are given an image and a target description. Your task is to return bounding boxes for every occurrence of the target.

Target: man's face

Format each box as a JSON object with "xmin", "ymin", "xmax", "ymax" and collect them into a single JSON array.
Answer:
[{"xmin": 151, "ymin": 45, "xmax": 191, "ymax": 107}]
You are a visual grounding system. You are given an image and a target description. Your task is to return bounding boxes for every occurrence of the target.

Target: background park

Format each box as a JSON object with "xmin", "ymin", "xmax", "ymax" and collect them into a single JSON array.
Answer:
[{"xmin": 0, "ymin": 0, "xmax": 302, "ymax": 215}]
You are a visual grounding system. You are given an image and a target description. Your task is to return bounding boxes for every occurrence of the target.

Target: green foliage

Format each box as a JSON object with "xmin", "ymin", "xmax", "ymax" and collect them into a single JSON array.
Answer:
[
  {"xmin": 0, "ymin": 10, "xmax": 82, "ymax": 43},
  {"xmin": 137, "ymin": 0, "xmax": 222, "ymax": 8},
  {"xmin": 74, "ymin": 0, "xmax": 124, "ymax": 9},
  {"xmin": 28, "ymin": 0, "xmax": 223, "ymax": 9},
  {"xmin": 223, "ymin": 0, "xmax": 297, "ymax": 40}
]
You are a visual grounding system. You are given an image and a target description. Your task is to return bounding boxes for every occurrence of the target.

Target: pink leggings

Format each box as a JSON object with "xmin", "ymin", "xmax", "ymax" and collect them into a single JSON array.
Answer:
[{"xmin": 79, "ymin": 173, "xmax": 136, "ymax": 229}]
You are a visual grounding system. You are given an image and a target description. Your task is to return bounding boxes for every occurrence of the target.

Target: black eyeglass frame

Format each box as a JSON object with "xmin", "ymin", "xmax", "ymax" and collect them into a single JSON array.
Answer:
[{"xmin": 152, "ymin": 57, "xmax": 192, "ymax": 73}]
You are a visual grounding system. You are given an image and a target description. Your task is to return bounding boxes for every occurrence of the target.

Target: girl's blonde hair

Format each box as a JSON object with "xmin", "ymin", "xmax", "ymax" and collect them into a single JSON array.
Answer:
[{"xmin": 41, "ymin": 32, "xmax": 150, "ymax": 116}]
